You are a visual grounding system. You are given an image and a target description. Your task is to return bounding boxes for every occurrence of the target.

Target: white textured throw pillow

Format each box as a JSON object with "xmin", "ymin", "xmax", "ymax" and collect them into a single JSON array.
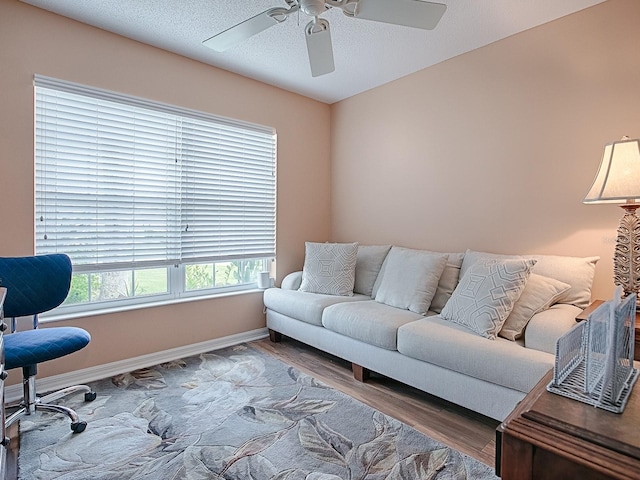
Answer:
[
  {"xmin": 499, "ymin": 273, "xmax": 571, "ymax": 341},
  {"xmin": 374, "ymin": 247, "xmax": 448, "ymax": 315},
  {"xmin": 441, "ymin": 258, "xmax": 536, "ymax": 339},
  {"xmin": 299, "ymin": 242, "xmax": 359, "ymax": 296}
]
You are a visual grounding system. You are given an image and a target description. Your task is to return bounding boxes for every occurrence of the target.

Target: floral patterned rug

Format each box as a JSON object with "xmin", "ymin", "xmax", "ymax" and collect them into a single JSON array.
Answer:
[{"xmin": 18, "ymin": 344, "xmax": 498, "ymax": 479}]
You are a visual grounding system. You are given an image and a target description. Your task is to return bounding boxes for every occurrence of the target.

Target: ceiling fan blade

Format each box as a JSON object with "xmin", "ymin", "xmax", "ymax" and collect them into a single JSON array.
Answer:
[
  {"xmin": 305, "ymin": 19, "xmax": 335, "ymax": 77},
  {"xmin": 351, "ymin": 0, "xmax": 446, "ymax": 30},
  {"xmin": 203, "ymin": 7, "xmax": 292, "ymax": 52}
]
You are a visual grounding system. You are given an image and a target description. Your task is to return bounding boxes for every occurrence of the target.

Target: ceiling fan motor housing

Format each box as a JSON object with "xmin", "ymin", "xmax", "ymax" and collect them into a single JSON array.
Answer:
[{"xmin": 299, "ymin": 0, "xmax": 327, "ymax": 16}]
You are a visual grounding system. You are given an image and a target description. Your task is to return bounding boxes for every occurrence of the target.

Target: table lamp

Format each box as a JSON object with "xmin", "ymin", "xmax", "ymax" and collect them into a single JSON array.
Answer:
[{"xmin": 584, "ymin": 136, "xmax": 640, "ymax": 298}]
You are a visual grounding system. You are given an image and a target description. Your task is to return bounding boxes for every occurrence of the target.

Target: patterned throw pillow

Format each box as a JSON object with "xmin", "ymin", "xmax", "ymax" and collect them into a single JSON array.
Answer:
[
  {"xmin": 299, "ymin": 242, "xmax": 359, "ymax": 296},
  {"xmin": 441, "ymin": 258, "xmax": 536, "ymax": 339}
]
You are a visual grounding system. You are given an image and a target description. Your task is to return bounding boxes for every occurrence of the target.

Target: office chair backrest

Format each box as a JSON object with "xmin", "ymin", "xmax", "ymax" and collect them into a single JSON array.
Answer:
[{"xmin": 0, "ymin": 254, "xmax": 72, "ymax": 318}]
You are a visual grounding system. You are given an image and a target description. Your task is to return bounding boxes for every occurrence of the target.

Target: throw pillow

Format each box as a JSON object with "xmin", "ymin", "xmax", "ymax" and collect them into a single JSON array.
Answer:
[
  {"xmin": 499, "ymin": 273, "xmax": 571, "ymax": 341},
  {"xmin": 441, "ymin": 258, "xmax": 536, "ymax": 339},
  {"xmin": 299, "ymin": 242, "xmax": 359, "ymax": 296},
  {"xmin": 353, "ymin": 245, "xmax": 392, "ymax": 297},
  {"xmin": 374, "ymin": 246, "xmax": 448, "ymax": 315}
]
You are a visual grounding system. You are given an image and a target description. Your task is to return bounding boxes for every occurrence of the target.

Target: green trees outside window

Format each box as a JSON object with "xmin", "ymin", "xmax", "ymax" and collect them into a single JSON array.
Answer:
[{"xmin": 64, "ymin": 259, "xmax": 268, "ymax": 306}]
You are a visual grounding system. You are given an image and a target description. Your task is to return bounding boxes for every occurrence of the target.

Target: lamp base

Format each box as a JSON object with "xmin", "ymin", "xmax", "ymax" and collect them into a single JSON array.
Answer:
[{"xmin": 614, "ymin": 204, "xmax": 640, "ymax": 299}]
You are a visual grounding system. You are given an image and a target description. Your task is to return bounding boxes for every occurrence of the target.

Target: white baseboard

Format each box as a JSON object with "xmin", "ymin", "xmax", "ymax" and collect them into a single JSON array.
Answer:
[{"xmin": 5, "ymin": 328, "xmax": 269, "ymax": 404}]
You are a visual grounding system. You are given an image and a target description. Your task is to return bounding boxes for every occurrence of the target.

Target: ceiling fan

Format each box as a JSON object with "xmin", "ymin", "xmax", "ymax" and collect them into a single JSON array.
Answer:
[{"xmin": 203, "ymin": 0, "xmax": 447, "ymax": 77}]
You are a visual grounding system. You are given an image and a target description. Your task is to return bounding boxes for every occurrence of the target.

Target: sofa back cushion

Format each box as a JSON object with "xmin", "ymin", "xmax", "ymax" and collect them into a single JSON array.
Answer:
[
  {"xmin": 430, "ymin": 252, "xmax": 464, "ymax": 314},
  {"xmin": 353, "ymin": 245, "xmax": 392, "ymax": 297},
  {"xmin": 374, "ymin": 246, "xmax": 448, "ymax": 315},
  {"xmin": 461, "ymin": 250, "xmax": 599, "ymax": 308},
  {"xmin": 299, "ymin": 242, "xmax": 359, "ymax": 296}
]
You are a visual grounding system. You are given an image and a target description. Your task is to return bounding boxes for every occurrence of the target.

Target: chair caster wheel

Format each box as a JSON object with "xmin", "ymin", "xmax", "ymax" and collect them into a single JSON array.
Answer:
[
  {"xmin": 71, "ymin": 421, "xmax": 87, "ymax": 433},
  {"xmin": 84, "ymin": 391, "xmax": 97, "ymax": 402}
]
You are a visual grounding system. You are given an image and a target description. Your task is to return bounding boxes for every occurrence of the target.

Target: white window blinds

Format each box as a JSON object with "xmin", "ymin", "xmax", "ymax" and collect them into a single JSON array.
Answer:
[{"xmin": 35, "ymin": 75, "xmax": 276, "ymax": 272}]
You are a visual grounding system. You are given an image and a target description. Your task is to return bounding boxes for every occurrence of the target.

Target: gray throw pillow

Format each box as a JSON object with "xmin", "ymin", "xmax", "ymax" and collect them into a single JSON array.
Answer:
[
  {"xmin": 374, "ymin": 246, "xmax": 448, "ymax": 315},
  {"xmin": 354, "ymin": 245, "xmax": 392, "ymax": 297},
  {"xmin": 441, "ymin": 258, "xmax": 536, "ymax": 339},
  {"xmin": 299, "ymin": 242, "xmax": 359, "ymax": 296}
]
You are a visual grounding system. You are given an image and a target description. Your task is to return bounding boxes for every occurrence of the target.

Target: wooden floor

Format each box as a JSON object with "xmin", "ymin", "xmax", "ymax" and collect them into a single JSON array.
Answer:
[
  {"xmin": 252, "ymin": 336, "xmax": 500, "ymax": 467},
  {"xmin": 5, "ymin": 422, "xmax": 19, "ymax": 480}
]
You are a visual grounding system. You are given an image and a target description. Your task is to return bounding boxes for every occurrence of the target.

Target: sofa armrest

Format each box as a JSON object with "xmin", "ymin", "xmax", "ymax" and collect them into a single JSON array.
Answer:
[
  {"xmin": 524, "ymin": 303, "xmax": 582, "ymax": 355},
  {"xmin": 281, "ymin": 271, "xmax": 303, "ymax": 290}
]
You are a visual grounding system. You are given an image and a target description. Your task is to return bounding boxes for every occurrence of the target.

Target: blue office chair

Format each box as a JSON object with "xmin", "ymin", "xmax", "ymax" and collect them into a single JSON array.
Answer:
[{"xmin": 0, "ymin": 254, "xmax": 96, "ymax": 434}]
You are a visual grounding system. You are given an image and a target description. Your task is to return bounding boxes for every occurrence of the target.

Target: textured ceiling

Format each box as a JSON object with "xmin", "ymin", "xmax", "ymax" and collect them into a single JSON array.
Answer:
[{"xmin": 20, "ymin": 0, "xmax": 606, "ymax": 104}]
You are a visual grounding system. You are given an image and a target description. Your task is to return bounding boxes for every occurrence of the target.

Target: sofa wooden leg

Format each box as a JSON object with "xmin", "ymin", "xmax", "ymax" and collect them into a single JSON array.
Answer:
[
  {"xmin": 268, "ymin": 329, "xmax": 282, "ymax": 343},
  {"xmin": 352, "ymin": 363, "xmax": 370, "ymax": 382}
]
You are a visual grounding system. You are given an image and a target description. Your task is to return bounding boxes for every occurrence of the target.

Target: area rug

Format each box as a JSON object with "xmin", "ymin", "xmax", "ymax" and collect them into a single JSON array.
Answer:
[{"xmin": 18, "ymin": 344, "xmax": 498, "ymax": 479}]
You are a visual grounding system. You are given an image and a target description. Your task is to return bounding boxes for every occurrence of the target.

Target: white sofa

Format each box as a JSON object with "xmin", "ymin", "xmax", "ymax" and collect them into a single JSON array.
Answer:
[{"xmin": 264, "ymin": 244, "xmax": 599, "ymax": 421}]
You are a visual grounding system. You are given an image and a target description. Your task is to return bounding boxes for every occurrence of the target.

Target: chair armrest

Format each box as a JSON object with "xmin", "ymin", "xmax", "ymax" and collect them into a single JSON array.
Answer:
[{"xmin": 281, "ymin": 271, "xmax": 303, "ymax": 290}]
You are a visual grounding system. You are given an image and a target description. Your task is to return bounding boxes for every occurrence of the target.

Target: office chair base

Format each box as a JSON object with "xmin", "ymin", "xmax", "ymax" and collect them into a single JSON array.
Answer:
[
  {"xmin": 39, "ymin": 384, "xmax": 95, "ymax": 405},
  {"xmin": 5, "ymin": 384, "xmax": 97, "ymax": 433}
]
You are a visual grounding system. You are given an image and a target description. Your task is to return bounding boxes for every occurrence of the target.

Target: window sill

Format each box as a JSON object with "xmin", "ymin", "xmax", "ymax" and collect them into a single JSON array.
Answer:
[{"xmin": 40, "ymin": 288, "xmax": 267, "ymax": 324}]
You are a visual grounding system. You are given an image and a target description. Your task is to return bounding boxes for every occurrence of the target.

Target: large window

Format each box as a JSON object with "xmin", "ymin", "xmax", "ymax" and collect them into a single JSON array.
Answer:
[{"xmin": 35, "ymin": 76, "xmax": 276, "ymax": 315}]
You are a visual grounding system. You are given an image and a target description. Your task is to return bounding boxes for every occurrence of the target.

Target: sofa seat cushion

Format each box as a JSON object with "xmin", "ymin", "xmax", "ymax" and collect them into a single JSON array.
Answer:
[
  {"xmin": 322, "ymin": 301, "xmax": 424, "ymax": 350},
  {"xmin": 263, "ymin": 288, "xmax": 370, "ymax": 326},
  {"xmin": 397, "ymin": 315, "xmax": 555, "ymax": 393}
]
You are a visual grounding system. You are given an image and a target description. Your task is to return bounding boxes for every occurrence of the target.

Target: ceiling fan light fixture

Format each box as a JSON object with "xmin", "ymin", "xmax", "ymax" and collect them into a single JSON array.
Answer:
[{"xmin": 305, "ymin": 18, "xmax": 335, "ymax": 77}]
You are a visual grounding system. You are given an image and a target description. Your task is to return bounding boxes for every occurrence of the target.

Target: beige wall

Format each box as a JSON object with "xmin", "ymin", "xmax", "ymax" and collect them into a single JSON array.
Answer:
[
  {"xmin": 331, "ymin": 0, "xmax": 640, "ymax": 301},
  {"xmin": 0, "ymin": 0, "xmax": 331, "ymax": 380}
]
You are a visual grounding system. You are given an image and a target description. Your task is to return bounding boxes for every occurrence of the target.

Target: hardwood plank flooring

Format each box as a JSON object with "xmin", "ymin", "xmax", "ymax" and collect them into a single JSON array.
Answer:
[
  {"xmin": 251, "ymin": 336, "xmax": 500, "ymax": 467},
  {"xmin": 5, "ymin": 422, "xmax": 19, "ymax": 480}
]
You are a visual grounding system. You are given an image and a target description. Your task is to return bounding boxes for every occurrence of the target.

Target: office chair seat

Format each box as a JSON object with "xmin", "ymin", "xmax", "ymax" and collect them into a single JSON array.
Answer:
[
  {"xmin": 4, "ymin": 327, "xmax": 90, "ymax": 371},
  {"xmin": 0, "ymin": 254, "xmax": 95, "ymax": 435}
]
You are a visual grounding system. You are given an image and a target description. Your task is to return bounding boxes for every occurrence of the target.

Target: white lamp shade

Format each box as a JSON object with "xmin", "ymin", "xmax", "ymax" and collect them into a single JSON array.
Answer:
[{"xmin": 584, "ymin": 138, "xmax": 640, "ymax": 204}]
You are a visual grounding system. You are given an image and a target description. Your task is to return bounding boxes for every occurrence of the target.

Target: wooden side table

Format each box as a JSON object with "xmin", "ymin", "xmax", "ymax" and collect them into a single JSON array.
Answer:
[
  {"xmin": 576, "ymin": 299, "xmax": 640, "ymax": 362},
  {"xmin": 496, "ymin": 370, "xmax": 640, "ymax": 479}
]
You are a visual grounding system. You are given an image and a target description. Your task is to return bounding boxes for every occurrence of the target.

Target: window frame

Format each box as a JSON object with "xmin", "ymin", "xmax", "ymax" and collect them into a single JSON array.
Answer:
[{"xmin": 33, "ymin": 76, "xmax": 276, "ymax": 318}]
